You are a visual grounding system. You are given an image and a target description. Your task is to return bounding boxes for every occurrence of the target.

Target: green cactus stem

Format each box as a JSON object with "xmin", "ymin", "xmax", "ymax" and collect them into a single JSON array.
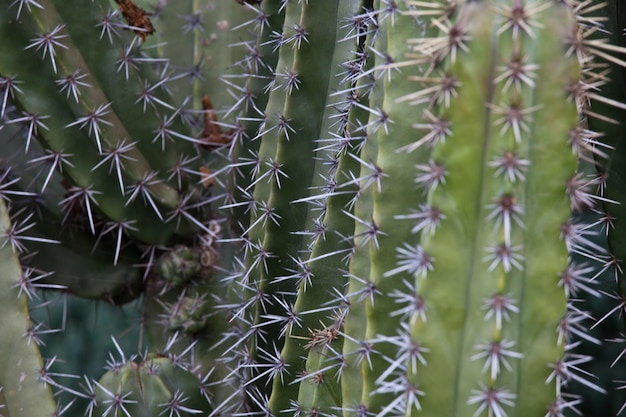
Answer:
[
  {"xmin": 264, "ymin": 0, "xmax": 369, "ymax": 408},
  {"xmin": 404, "ymin": 2, "xmax": 578, "ymax": 414},
  {"xmin": 94, "ymin": 352, "xmax": 211, "ymax": 417},
  {"xmin": 356, "ymin": 1, "xmax": 434, "ymax": 413},
  {"xmin": 238, "ymin": 3, "xmax": 347, "ymax": 400},
  {"xmin": 570, "ymin": 0, "xmax": 626, "ymax": 413},
  {"xmin": 151, "ymin": 0, "xmax": 257, "ymax": 111},
  {"xmin": 0, "ymin": 120, "xmax": 146, "ymax": 302},
  {"xmin": 0, "ymin": 198, "xmax": 56, "ymax": 417}
]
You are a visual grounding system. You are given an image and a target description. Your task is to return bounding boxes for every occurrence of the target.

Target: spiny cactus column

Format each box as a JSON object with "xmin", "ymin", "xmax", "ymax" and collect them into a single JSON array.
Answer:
[
  {"xmin": 404, "ymin": 2, "xmax": 576, "ymax": 414},
  {"xmin": 94, "ymin": 352, "xmax": 211, "ymax": 417},
  {"xmin": 0, "ymin": 198, "xmax": 56, "ymax": 417},
  {"xmin": 220, "ymin": 0, "xmax": 617, "ymax": 416}
]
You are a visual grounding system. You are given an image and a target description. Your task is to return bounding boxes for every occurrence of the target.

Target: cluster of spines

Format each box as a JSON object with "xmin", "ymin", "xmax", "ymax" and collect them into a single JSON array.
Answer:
[{"xmin": 202, "ymin": 0, "xmax": 384, "ymax": 415}]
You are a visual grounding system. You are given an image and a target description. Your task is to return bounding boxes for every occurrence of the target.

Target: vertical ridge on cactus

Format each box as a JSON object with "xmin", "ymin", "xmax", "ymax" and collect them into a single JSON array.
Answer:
[{"xmin": 354, "ymin": 2, "xmax": 431, "ymax": 416}]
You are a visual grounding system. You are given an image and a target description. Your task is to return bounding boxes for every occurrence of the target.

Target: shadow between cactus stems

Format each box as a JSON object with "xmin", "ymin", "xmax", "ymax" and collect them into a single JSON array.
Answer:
[{"xmin": 29, "ymin": 294, "xmax": 144, "ymax": 417}]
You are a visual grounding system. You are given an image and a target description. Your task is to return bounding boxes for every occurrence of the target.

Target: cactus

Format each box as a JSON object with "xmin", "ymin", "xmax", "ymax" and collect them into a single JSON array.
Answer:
[
  {"xmin": 2, "ymin": 0, "xmax": 626, "ymax": 417},
  {"xmin": 93, "ymin": 352, "xmax": 211, "ymax": 417},
  {"xmin": 0, "ymin": 197, "xmax": 56, "ymax": 417}
]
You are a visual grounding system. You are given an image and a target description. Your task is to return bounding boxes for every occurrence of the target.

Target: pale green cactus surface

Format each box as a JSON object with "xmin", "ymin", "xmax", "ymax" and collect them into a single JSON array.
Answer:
[{"xmin": 1, "ymin": 1, "xmax": 626, "ymax": 417}]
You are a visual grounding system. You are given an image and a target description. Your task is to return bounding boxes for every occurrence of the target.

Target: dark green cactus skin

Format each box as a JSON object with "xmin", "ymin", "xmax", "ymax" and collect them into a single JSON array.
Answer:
[
  {"xmin": 3, "ymin": 1, "xmax": 626, "ymax": 417},
  {"xmin": 22, "ymin": 208, "xmax": 145, "ymax": 302},
  {"xmin": 0, "ymin": 0, "xmax": 220, "ymax": 307}
]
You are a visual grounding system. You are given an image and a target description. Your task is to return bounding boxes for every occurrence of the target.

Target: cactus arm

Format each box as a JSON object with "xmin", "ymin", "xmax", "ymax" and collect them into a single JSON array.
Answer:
[
  {"xmin": 253, "ymin": 0, "xmax": 339, "ymax": 279},
  {"xmin": 244, "ymin": 0, "xmax": 301, "ymax": 242},
  {"xmin": 586, "ymin": 1, "xmax": 626, "ymax": 301},
  {"xmin": 338, "ymin": 3, "xmax": 381, "ymax": 411},
  {"xmin": 236, "ymin": 0, "xmax": 301, "ymax": 365},
  {"xmin": 334, "ymin": 1, "xmax": 378, "ymax": 409},
  {"xmin": 0, "ymin": 198, "xmax": 57, "ymax": 417},
  {"xmin": 257, "ymin": 0, "xmax": 340, "ymax": 287},
  {"xmin": 407, "ymin": 2, "xmax": 575, "ymax": 415},
  {"xmin": 211, "ymin": 3, "xmax": 292, "ymax": 410},
  {"xmin": 246, "ymin": 0, "xmax": 301, "ymax": 238},
  {"xmin": 272, "ymin": 68, "xmax": 364, "ymax": 417},
  {"xmin": 579, "ymin": 0, "xmax": 626, "ymax": 410},
  {"xmin": 53, "ymin": 0, "xmax": 197, "ymax": 184},
  {"xmin": 264, "ymin": 0, "xmax": 372, "ymax": 412},
  {"xmin": 514, "ymin": 6, "xmax": 579, "ymax": 411},
  {"xmin": 334, "ymin": 1, "xmax": 386, "ymax": 416},
  {"xmin": 340, "ymin": 88, "xmax": 378, "ymax": 417},
  {"xmin": 31, "ymin": 0, "xmax": 190, "ymax": 193},
  {"xmin": 358, "ymin": 1, "xmax": 433, "ymax": 412},
  {"xmin": 412, "ymin": 5, "xmax": 500, "ymax": 414},
  {"xmin": 251, "ymin": 0, "xmax": 379, "ymax": 412},
  {"xmin": 243, "ymin": 4, "xmax": 342, "ymax": 401}
]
